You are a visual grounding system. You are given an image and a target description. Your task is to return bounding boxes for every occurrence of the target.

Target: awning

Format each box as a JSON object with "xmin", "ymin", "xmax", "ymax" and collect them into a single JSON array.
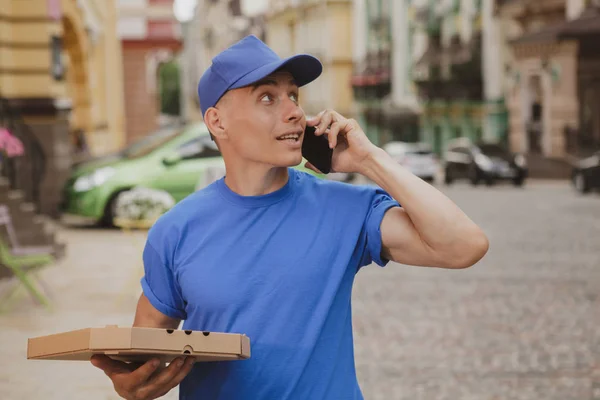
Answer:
[
  {"xmin": 510, "ymin": 7, "xmax": 600, "ymax": 44},
  {"xmin": 559, "ymin": 8, "xmax": 600, "ymax": 38}
]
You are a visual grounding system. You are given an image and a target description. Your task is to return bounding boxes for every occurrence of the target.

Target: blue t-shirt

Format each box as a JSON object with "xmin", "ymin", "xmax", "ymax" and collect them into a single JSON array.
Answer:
[{"xmin": 141, "ymin": 168, "xmax": 399, "ymax": 400}]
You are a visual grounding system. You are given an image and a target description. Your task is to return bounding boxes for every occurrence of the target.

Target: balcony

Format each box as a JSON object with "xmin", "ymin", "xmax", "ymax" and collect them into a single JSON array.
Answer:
[{"xmin": 351, "ymin": 49, "xmax": 392, "ymax": 100}]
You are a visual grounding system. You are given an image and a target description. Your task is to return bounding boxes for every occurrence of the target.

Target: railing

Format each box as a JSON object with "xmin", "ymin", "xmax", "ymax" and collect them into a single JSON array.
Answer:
[{"xmin": 0, "ymin": 97, "xmax": 46, "ymax": 210}]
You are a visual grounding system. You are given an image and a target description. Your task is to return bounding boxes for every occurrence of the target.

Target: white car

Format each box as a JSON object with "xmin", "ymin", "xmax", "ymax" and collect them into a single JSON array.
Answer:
[{"xmin": 383, "ymin": 141, "xmax": 439, "ymax": 183}]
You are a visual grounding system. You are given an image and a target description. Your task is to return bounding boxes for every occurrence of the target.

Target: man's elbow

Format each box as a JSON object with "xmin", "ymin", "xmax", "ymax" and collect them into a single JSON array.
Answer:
[{"xmin": 443, "ymin": 229, "xmax": 489, "ymax": 269}]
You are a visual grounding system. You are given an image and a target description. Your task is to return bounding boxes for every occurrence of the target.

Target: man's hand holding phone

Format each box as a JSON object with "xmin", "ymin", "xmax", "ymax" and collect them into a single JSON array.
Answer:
[{"xmin": 303, "ymin": 110, "xmax": 379, "ymax": 175}]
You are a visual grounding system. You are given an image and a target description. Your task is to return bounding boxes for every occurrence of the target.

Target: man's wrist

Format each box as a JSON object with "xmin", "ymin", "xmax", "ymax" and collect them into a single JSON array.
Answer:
[{"xmin": 357, "ymin": 146, "xmax": 392, "ymax": 180}]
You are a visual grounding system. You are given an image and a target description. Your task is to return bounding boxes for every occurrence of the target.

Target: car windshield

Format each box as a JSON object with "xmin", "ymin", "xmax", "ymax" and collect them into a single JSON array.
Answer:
[
  {"xmin": 122, "ymin": 127, "xmax": 184, "ymax": 159},
  {"xmin": 478, "ymin": 144, "xmax": 508, "ymax": 157}
]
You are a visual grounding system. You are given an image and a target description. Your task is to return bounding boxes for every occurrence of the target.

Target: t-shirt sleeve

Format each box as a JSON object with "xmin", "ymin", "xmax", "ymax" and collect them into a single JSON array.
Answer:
[
  {"xmin": 359, "ymin": 187, "xmax": 401, "ymax": 268},
  {"xmin": 140, "ymin": 239, "xmax": 187, "ymax": 320}
]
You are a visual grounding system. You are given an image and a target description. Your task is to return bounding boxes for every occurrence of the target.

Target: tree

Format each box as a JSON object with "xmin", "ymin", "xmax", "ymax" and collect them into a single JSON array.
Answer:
[{"xmin": 158, "ymin": 60, "xmax": 181, "ymax": 116}]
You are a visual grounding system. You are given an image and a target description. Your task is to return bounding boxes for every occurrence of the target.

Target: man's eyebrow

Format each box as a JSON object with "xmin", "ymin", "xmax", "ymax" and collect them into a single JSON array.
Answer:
[{"xmin": 249, "ymin": 78, "xmax": 298, "ymax": 92}]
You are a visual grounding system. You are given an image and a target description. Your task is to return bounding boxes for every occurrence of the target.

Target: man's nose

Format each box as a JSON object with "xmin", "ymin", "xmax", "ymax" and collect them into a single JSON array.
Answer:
[{"xmin": 284, "ymin": 98, "xmax": 303, "ymax": 122}]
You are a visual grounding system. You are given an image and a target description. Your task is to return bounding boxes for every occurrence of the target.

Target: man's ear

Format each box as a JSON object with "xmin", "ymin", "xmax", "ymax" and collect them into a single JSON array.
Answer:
[{"xmin": 204, "ymin": 107, "xmax": 228, "ymax": 141}]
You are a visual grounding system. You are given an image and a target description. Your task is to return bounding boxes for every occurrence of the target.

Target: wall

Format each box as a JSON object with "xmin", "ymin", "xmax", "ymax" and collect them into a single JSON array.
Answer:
[
  {"xmin": 0, "ymin": 0, "xmax": 125, "ymax": 215},
  {"xmin": 266, "ymin": 0, "xmax": 354, "ymax": 117},
  {"xmin": 60, "ymin": 0, "xmax": 126, "ymax": 156},
  {"xmin": 508, "ymin": 41, "xmax": 579, "ymax": 157},
  {"xmin": 180, "ymin": 0, "xmax": 267, "ymax": 123},
  {"xmin": 117, "ymin": 0, "xmax": 182, "ymax": 143}
]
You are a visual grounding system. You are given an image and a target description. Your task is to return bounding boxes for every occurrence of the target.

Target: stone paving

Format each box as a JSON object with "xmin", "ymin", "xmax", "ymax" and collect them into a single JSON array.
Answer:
[{"xmin": 0, "ymin": 180, "xmax": 599, "ymax": 399}]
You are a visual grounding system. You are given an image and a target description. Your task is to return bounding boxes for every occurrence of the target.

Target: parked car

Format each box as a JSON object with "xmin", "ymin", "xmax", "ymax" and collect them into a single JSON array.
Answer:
[
  {"xmin": 61, "ymin": 122, "xmax": 324, "ymax": 226},
  {"xmin": 383, "ymin": 141, "xmax": 439, "ymax": 183},
  {"xmin": 571, "ymin": 150, "xmax": 600, "ymax": 194},
  {"xmin": 443, "ymin": 138, "xmax": 528, "ymax": 186}
]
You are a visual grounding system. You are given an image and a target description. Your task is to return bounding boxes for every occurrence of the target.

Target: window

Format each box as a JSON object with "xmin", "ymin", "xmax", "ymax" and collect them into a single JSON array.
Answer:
[
  {"xmin": 477, "ymin": 144, "xmax": 507, "ymax": 157},
  {"xmin": 177, "ymin": 136, "xmax": 220, "ymax": 160},
  {"xmin": 123, "ymin": 128, "xmax": 183, "ymax": 159}
]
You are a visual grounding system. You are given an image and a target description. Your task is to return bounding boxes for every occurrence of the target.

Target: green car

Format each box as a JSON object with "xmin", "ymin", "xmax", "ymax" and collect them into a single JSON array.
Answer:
[{"xmin": 61, "ymin": 122, "xmax": 323, "ymax": 226}]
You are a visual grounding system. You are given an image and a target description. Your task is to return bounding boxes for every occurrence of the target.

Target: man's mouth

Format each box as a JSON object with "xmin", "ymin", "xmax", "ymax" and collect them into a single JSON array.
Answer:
[{"xmin": 276, "ymin": 131, "xmax": 302, "ymax": 142}]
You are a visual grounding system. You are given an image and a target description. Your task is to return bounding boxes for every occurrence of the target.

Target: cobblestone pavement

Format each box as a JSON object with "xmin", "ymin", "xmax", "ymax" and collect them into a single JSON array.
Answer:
[{"xmin": 0, "ymin": 180, "xmax": 599, "ymax": 399}]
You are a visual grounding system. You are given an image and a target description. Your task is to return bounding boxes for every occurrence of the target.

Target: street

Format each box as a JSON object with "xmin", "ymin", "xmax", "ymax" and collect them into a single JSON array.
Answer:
[{"xmin": 1, "ymin": 180, "xmax": 599, "ymax": 399}]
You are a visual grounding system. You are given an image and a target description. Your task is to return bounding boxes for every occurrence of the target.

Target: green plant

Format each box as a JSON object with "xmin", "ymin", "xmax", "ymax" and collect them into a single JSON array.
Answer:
[{"xmin": 158, "ymin": 60, "xmax": 181, "ymax": 116}]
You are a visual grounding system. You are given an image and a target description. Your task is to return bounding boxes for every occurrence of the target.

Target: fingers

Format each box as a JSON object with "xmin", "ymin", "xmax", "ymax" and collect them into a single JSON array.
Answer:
[
  {"xmin": 315, "ymin": 111, "xmax": 334, "ymax": 136},
  {"xmin": 306, "ymin": 110, "xmax": 326, "ymax": 127},
  {"xmin": 134, "ymin": 357, "xmax": 189, "ymax": 400},
  {"xmin": 155, "ymin": 357, "xmax": 196, "ymax": 398},
  {"xmin": 90, "ymin": 354, "xmax": 137, "ymax": 377},
  {"xmin": 128, "ymin": 357, "xmax": 162, "ymax": 388},
  {"xmin": 308, "ymin": 109, "xmax": 357, "ymax": 150},
  {"xmin": 328, "ymin": 122, "xmax": 341, "ymax": 149}
]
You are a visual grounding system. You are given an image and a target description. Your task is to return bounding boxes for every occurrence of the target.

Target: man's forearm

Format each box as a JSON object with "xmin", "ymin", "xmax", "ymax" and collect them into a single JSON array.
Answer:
[{"xmin": 359, "ymin": 147, "xmax": 486, "ymax": 252}]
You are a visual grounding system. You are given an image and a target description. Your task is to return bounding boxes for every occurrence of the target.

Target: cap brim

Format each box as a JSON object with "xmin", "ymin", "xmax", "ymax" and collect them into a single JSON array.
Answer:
[{"xmin": 229, "ymin": 54, "xmax": 323, "ymax": 90}]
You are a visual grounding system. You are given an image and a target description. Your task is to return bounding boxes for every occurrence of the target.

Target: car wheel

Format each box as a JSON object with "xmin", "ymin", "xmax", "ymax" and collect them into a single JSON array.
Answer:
[
  {"xmin": 469, "ymin": 168, "xmax": 480, "ymax": 186},
  {"xmin": 574, "ymin": 172, "xmax": 590, "ymax": 194},
  {"xmin": 512, "ymin": 176, "xmax": 525, "ymax": 187},
  {"xmin": 99, "ymin": 189, "xmax": 131, "ymax": 227}
]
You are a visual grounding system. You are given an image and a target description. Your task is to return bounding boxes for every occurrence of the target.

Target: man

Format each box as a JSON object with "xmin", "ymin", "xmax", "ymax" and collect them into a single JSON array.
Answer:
[{"xmin": 91, "ymin": 35, "xmax": 489, "ymax": 400}]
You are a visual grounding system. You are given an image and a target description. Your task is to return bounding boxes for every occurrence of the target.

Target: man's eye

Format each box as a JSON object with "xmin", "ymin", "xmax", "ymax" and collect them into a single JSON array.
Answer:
[
  {"xmin": 260, "ymin": 94, "xmax": 273, "ymax": 103},
  {"xmin": 290, "ymin": 93, "xmax": 299, "ymax": 103}
]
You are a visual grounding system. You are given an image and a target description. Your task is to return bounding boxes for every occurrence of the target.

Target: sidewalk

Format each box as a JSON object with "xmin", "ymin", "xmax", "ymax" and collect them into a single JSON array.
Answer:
[{"xmin": 0, "ymin": 226, "xmax": 179, "ymax": 400}]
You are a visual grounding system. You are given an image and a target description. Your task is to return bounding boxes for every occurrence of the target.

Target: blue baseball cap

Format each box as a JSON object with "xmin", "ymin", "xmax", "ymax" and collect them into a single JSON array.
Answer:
[{"xmin": 197, "ymin": 35, "xmax": 323, "ymax": 117}]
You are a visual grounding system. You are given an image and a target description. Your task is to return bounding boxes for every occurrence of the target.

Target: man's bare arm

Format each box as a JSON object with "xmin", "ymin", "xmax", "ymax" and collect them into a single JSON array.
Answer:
[
  {"xmin": 306, "ymin": 111, "xmax": 489, "ymax": 270},
  {"xmin": 361, "ymin": 148, "xmax": 489, "ymax": 269},
  {"xmin": 133, "ymin": 294, "xmax": 181, "ymax": 329}
]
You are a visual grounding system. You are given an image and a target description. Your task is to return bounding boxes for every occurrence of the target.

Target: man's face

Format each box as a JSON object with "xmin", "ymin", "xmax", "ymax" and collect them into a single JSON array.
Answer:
[{"xmin": 217, "ymin": 70, "xmax": 306, "ymax": 168}]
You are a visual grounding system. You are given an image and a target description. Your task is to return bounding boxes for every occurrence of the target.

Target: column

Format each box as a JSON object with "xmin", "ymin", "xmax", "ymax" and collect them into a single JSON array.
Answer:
[
  {"xmin": 482, "ymin": 0, "xmax": 507, "ymax": 142},
  {"xmin": 391, "ymin": 0, "xmax": 409, "ymax": 106},
  {"xmin": 352, "ymin": 0, "xmax": 368, "ymax": 64}
]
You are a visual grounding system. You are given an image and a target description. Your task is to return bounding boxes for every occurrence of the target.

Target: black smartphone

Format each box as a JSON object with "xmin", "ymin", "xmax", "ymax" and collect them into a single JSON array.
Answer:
[{"xmin": 301, "ymin": 125, "xmax": 333, "ymax": 174}]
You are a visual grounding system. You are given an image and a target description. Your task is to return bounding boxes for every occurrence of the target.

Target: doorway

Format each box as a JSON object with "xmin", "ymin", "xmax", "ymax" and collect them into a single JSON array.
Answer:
[
  {"xmin": 62, "ymin": 15, "xmax": 92, "ymax": 156},
  {"xmin": 526, "ymin": 75, "xmax": 543, "ymax": 154}
]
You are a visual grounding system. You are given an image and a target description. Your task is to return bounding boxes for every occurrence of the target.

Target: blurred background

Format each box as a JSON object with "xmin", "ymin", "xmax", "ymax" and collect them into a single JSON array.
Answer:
[{"xmin": 0, "ymin": 0, "xmax": 599, "ymax": 399}]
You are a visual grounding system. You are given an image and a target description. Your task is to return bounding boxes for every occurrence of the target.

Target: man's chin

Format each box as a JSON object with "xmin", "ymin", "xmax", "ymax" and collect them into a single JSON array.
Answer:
[
  {"xmin": 277, "ymin": 153, "xmax": 303, "ymax": 168},
  {"xmin": 277, "ymin": 161, "xmax": 303, "ymax": 169}
]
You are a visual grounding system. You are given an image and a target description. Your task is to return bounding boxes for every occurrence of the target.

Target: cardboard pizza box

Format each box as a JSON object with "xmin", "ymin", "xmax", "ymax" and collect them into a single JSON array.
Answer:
[{"xmin": 27, "ymin": 325, "xmax": 251, "ymax": 363}]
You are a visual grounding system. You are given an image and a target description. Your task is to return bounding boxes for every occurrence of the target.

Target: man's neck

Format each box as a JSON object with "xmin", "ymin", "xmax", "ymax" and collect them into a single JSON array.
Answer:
[{"xmin": 223, "ymin": 165, "xmax": 290, "ymax": 197}]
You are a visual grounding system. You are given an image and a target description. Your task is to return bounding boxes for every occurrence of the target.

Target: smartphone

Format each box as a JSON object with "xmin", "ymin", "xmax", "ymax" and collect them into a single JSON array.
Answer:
[{"xmin": 301, "ymin": 125, "xmax": 333, "ymax": 174}]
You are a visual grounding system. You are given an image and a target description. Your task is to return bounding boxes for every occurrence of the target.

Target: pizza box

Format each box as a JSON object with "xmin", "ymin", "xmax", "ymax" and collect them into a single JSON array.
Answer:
[{"xmin": 27, "ymin": 325, "xmax": 251, "ymax": 363}]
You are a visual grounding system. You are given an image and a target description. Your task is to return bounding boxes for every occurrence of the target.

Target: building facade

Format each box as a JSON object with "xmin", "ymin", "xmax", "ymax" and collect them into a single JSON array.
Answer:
[
  {"xmin": 497, "ymin": 0, "xmax": 600, "ymax": 167},
  {"xmin": 180, "ymin": 0, "xmax": 267, "ymax": 124},
  {"xmin": 350, "ymin": 0, "xmax": 506, "ymax": 151},
  {"xmin": 351, "ymin": 0, "xmax": 421, "ymax": 146},
  {"xmin": 410, "ymin": 0, "xmax": 508, "ymax": 155},
  {"xmin": 265, "ymin": 0, "xmax": 354, "ymax": 118},
  {"xmin": 117, "ymin": 0, "xmax": 183, "ymax": 144},
  {"xmin": 0, "ymin": 0, "xmax": 125, "ymax": 216}
]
